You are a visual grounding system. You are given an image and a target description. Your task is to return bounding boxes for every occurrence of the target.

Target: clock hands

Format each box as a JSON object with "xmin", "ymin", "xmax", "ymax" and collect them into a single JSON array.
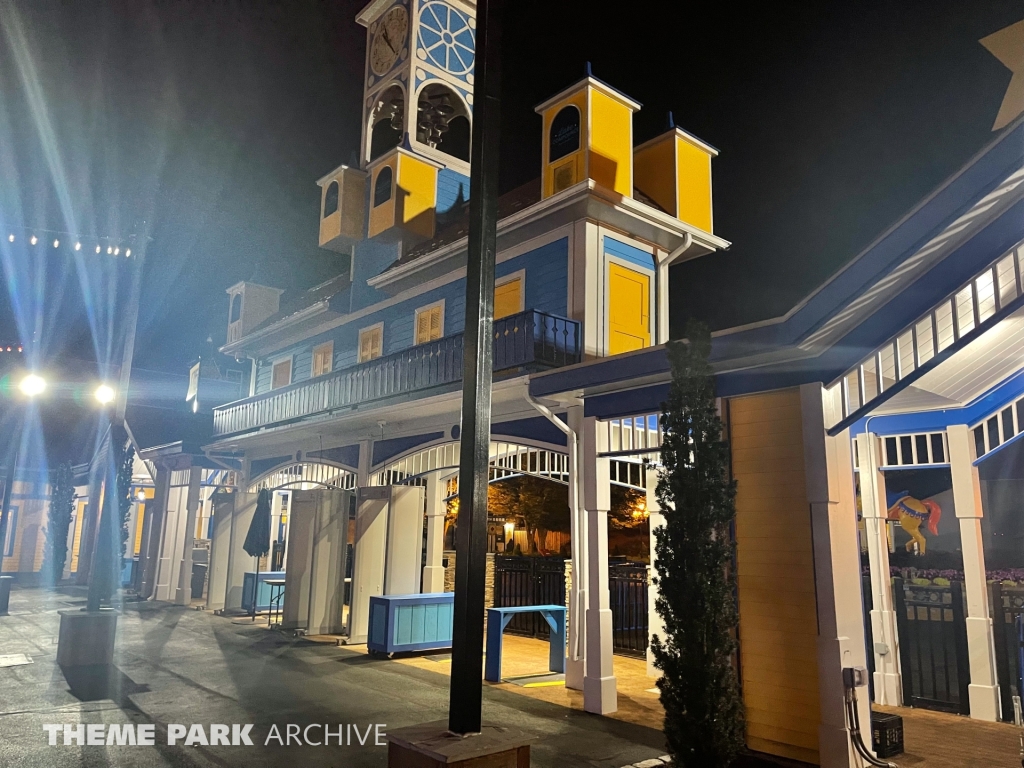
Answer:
[{"xmin": 381, "ymin": 25, "xmax": 397, "ymax": 56}]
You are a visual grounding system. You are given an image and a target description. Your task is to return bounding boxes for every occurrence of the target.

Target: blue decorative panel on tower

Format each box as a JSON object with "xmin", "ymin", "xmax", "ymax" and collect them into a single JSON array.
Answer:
[{"xmin": 417, "ymin": 2, "xmax": 475, "ymax": 76}]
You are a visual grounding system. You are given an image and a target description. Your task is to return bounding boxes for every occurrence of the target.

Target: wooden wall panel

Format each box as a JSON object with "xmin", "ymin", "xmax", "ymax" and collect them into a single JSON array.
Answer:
[{"xmin": 729, "ymin": 389, "xmax": 820, "ymax": 765}]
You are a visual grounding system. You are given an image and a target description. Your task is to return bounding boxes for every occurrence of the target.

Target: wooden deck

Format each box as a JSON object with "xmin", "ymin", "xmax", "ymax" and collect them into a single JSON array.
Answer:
[{"xmin": 875, "ymin": 705, "xmax": 1021, "ymax": 767}]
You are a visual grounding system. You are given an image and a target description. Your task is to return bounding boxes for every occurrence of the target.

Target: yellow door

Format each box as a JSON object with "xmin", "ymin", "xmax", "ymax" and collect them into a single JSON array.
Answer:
[
  {"xmin": 494, "ymin": 277, "xmax": 522, "ymax": 319},
  {"xmin": 608, "ymin": 263, "xmax": 651, "ymax": 354}
]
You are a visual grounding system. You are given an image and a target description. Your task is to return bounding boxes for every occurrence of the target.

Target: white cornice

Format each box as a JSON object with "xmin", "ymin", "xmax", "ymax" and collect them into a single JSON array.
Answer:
[
  {"xmin": 317, "ymin": 164, "xmax": 366, "ymax": 187},
  {"xmin": 534, "ymin": 77, "xmax": 642, "ymax": 114}
]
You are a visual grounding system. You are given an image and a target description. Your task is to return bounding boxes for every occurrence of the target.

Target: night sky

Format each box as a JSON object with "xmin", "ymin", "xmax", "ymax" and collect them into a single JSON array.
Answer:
[{"xmin": 0, "ymin": 0, "xmax": 1021, "ymax": 379}]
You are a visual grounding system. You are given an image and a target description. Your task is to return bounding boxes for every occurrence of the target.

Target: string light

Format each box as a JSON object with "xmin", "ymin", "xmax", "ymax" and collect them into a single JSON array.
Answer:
[
  {"xmin": 96, "ymin": 245, "xmax": 101, "ymax": 254},
  {"xmin": 74, "ymin": 242, "xmax": 81, "ymax": 251},
  {"xmin": 6, "ymin": 228, "xmax": 142, "ymax": 257},
  {"xmin": 53, "ymin": 239, "xmax": 59, "ymax": 248},
  {"xmin": 30, "ymin": 235, "xmax": 37, "ymax": 245},
  {"xmin": 113, "ymin": 247, "xmax": 120, "ymax": 256},
  {"xmin": 7, "ymin": 234, "xmax": 13, "ymax": 242},
  {"xmin": 125, "ymin": 248, "xmax": 131, "ymax": 257},
  {"xmin": 107, "ymin": 246, "xmax": 112, "ymax": 254}
]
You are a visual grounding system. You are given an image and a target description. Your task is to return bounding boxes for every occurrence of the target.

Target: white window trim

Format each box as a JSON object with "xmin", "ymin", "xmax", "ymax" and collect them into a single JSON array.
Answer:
[
  {"xmin": 495, "ymin": 269, "xmax": 526, "ymax": 316},
  {"xmin": 603, "ymin": 253, "xmax": 656, "ymax": 358},
  {"xmin": 414, "ymin": 299, "xmax": 446, "ymax": 345},
  {"xmin": 358, "ymin": 322, "xmax": 385, "ymax": 363},
  {"xmin": 312, "ymin": 340, "xmax": 334, "ymax": 377},
  {"xmin": 270, "ymin": 355, "xmax": 293, "ymax": 390}
]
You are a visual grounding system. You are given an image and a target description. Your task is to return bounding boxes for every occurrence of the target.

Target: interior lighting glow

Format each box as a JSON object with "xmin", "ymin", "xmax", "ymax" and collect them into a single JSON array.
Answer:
[
  {"xmin": 18, "ymin": 374, "xmax": 46, "ymax": 397},
  {"xmin": 94, "ymin": 384, "xmax": 116, "ymax": 405}
]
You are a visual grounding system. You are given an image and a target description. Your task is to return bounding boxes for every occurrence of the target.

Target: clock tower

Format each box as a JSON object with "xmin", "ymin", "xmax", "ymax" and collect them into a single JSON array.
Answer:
[{"xmin": 357, "ymin": 0, "xmax": 476, "ymax": 174}]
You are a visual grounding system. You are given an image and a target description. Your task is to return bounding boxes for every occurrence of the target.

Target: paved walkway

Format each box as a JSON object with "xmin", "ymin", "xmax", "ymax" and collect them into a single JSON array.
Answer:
[
  {"xmin": 0, "ymin": 587, "xmax": 669, "ymax": 767},
  {"xmin": 874, "ymin": 704, "xmax": 1021, "ymax": 767}
]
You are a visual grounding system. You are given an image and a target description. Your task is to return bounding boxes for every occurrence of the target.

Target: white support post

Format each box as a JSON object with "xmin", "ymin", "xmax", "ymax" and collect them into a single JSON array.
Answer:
[
  {"xmin": 581, "ymin": 415, "xmax": 617, "ymax": 714},
  {"xmin": 856, "ymin": 432, "xmax": 902, "ymax": 705},
  {"xmin": 645, "ymin": 465, "xmax": 664, "ymax": 679},
  {"xmin": 801, "ymin": 384, "xmax": 869, "ymax": 768},
  {"xmin": 947, "ymin": 424, "xmax": 1000, "ymax": 721},
  {"xmin": 357, "ymin": 439, "xmax": 372, "ymax": 488},
  {"xmin": 565, "ymin": 405, "xmax": 586, "ymax": 690},
  {"xmin": 175, "ymin": 466, "xmax": 202, "ymax": 606},
  {"xmin": 422, "ymin": 473, "xmax": 446, "ymax": 593}
]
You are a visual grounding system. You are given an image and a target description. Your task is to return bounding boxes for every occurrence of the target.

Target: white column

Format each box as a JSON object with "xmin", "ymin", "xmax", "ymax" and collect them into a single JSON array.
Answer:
[
  {"xmin": 801, "ymin": 384, "xmax": 869, "ymax": 768},
  {"xmin": 948, "ymin": 424, "xmax": 1000, "ymax": 721},
  {"xmin": 645, "ymin": 465, "xmax": 664, "ymax": 679},
  {"xmin": 175, "ymin": 466, "xmax": 202, "ymax": 606},
  {"xmin": 566, "ymin": 405, "xmax": 586, "ymax": 691},
  {"xmin": 422, "ymin": 474, "xmax": 446, "ymax": 593},
  {"xmin": 581, "ymin": 415, "xmax": 616, "ymax": 714},
  {"xmin": 357, "ymin": 439, "xmax": 372, "ymax": 488},
  {"xmin": 856, "ymin": 432, "xmax": 902, "ymax": 705}
]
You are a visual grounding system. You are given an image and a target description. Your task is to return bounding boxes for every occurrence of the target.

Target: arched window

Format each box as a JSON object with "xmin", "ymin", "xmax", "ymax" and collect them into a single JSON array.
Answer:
[
  {"xmin": 229, "ymin": 293, "xmax": 242, "ymax": 324},
  {"xmin": 322, "ymin": 180, "xmax": 339, "ymax": 217},
  {"xmin": 369, "ymin": 85, "xmax": 404, "ymax": 162},
  {"xmin": 373, "ymin": 166, "xmax": 394, "ymax": 208},
  {"xmin": 549, "ymin": 105, "xmax": 581, "ymax": 162},
  {"xmin": 417, "ymin": 83, "xmax": 470, "ymax": 161}
]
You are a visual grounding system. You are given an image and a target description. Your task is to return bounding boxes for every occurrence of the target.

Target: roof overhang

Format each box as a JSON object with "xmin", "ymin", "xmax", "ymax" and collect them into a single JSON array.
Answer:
[
  {"xmin": 368, "ymin": 179, "xmax": 729, "ymax": 294},
  {"xmin": 219, "ymin": 301, "xmax": 340, "ymax": 358}
]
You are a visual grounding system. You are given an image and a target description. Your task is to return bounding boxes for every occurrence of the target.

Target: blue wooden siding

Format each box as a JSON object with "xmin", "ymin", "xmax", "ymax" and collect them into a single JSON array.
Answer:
[
  {"xmin": 253, "ymin": 237, "xmax": 569, "ymax": 395},
  {"xmin": 436, "ymin": 169, "xmax": 470, "ymax": 214},
  {"xmin": 604, "ymin": 235, "xmax": 654, "ymax": 269}
]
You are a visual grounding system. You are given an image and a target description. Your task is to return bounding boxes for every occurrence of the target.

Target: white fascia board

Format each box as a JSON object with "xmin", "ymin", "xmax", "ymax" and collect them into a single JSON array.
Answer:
[
  {"xmin": 219, "ymin": 301, "xmax": 332, "ymax": 357},
  {"xmin": 356, "ymin": 0, "xmax": 392, "ymax": 26},
  {"xmin": 316, "ymin": 164, "xmax": 366, "ymax": 187},
  {"xmin": 367, "ymin": 180, "xmax": 729, "ymax": 289}
]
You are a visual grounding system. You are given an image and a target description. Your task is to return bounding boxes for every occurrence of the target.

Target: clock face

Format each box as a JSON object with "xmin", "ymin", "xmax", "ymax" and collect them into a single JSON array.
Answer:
[
  {"xmin": 417, "ymin": 1, "xmax": 474, "ymax": 75},
  {"xmin": 370, "ymin": 5, "xmax": 409, "ymax": 76}
]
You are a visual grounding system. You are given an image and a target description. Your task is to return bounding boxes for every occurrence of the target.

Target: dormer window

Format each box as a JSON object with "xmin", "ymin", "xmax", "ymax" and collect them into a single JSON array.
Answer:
[{"xmin": 550, "ymin": 105, "xmax": 581, "ymax": 162}]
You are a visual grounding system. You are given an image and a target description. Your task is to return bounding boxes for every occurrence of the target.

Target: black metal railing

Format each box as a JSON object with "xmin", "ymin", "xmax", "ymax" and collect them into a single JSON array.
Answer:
[
  {"xmin": 893, "ymin": 577, "xmax": 971, "ymax": 714},
  {"xmin": 609, "ymin": 563, "xmax": 649, "ymax": 657},
  {"xmin": 213, "ymin": 309, "xmax": 581, "ymax": 436},
  {"xmin": 493, "ymin": 556, "xmax": 567, "ymax": 639},
  {"xmin": 990, "ymin": 581, "xmax": 1024, "ymax": 722}
]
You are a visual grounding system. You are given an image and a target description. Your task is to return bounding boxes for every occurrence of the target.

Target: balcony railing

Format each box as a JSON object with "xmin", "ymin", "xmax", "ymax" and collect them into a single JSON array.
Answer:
[{"xmin": 213, "ymin": 309, "xmax": 580, "ymax": 436}]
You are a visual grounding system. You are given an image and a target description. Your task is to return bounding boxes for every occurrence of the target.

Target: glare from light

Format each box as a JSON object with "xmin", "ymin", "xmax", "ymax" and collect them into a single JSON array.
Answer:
[
  {"xmin": 30, "ymin": 235, "xmax": 37, "ymax": 245},
  {"xmin": 95, "ymin": 245, "xmax": 101, "ymax": 254},
  {"xmin": 125, "ymin": 248, "xmax": 131, "ymax": 257},
  {"xmin": 94, "ymin": 384, "xmax": 116, "ymax": 405},
  {"xmin": 7, "ymin": 234, "xmax": 13, "ymax": 242},
  {"xmin": 18, "ymin": 374, "xmax": 46, "ymax": 397},
  {"xmin": 53, "ymin": 239, "xmax": 59, "ymax": 248},
  {"xmin": 74, "ymin": 242, "xmax": 81, "ymax": 251},
  {"xmin": 136, "ymin": 489, "xmax": 147, "ymax": 502}
]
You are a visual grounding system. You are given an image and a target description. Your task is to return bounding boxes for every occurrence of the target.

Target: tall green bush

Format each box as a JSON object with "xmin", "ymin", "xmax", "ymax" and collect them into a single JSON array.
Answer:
[{"xmin": 651, "ymin": 320, "xmax": 745, "ymax": 767}]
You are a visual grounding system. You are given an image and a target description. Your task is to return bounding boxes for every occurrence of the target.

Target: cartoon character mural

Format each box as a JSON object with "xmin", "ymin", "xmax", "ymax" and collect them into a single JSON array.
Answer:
[{"xmin": 887, "ymin": 491, "xmax": 942, "ymax": 555}]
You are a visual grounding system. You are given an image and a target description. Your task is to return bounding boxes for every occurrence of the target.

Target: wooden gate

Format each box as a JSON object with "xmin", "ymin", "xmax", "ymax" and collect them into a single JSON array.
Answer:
[{"xmin": 893, "ymin": 577, "xmax": 971, "ymax": 714}]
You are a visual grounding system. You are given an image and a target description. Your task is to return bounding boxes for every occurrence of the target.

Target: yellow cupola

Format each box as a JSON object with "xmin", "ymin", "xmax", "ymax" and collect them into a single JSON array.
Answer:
[{"xmin": 535, "ymin": 63, "xmax": 641, "ymax": 200}]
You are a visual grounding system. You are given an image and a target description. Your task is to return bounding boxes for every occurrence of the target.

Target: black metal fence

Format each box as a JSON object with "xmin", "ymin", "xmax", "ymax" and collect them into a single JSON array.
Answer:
[
  {"xmin": 990, "ymin": 581, "xmax": 1024, "ymax": 722},
  {"xmin": 893, "ymin": 577, "xmax": 971, "ymax": 714},
  {"xmin": 609, "ymin": 564, "xmax": 649, "ymax": 657},
  {"xmin": 493, "ymin": 556, "xmax": 650, "ymax": 657},
  {"xmin": 493, "ymin": 556, "xmax": 566, "ymax": 639}
]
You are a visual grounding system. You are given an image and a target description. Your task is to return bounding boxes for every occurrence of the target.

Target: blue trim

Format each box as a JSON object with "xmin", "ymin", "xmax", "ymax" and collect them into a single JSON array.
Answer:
[
  {"xmin": 604, "ymin": 236, "xmax": 655, "ymax": 270},
  {"xmin": 492, "ymin": 415, "xmax": 568, "ymax": 447},
  {"xmin": 584, "ymin": 384, "xmax": 669, "ymax": 419},
  {"xmin": 307, "ymin": 444, "xmax": 360, "ymax": 471},
  {"xmin": 530, "ymin": 347, "xmax": 668, "ymax": 398},
  {"xmin": 974, "ymin": 428, "xmax": 1024, "ymax": 466},
  {"xmin": 848, "ymin": 367, "xmax": 1024, "ymax": 437}
]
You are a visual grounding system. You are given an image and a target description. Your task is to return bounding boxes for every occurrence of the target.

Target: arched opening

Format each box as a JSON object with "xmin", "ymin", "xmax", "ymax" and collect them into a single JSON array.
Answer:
[
  {"xmin": 322, "ymin": 180, "xmax": 339, "ymax": 217},
  {"xmin": 549, "ymin": 104, "xmax": 581, "ymax": 162},
  {"xmin": 373, "ymin": 166, "xmax": 394, "ymax": 207},
  {"xmin": 229, "ymin": 293, "xmax": 242, "ymax": 324},
  {"xmin": 368, "ymin": 84, "xmax": 405, "ymax": 162},
  {"xmin": 416, "ymin": 83, "xmax": 470, "ymax": 162}
]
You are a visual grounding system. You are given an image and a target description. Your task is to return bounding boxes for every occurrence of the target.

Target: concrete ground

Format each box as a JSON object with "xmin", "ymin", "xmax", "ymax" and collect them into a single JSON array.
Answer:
[{"xmin": 0, "ymin": 586, "xmax": 673, "ymax": 767}]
